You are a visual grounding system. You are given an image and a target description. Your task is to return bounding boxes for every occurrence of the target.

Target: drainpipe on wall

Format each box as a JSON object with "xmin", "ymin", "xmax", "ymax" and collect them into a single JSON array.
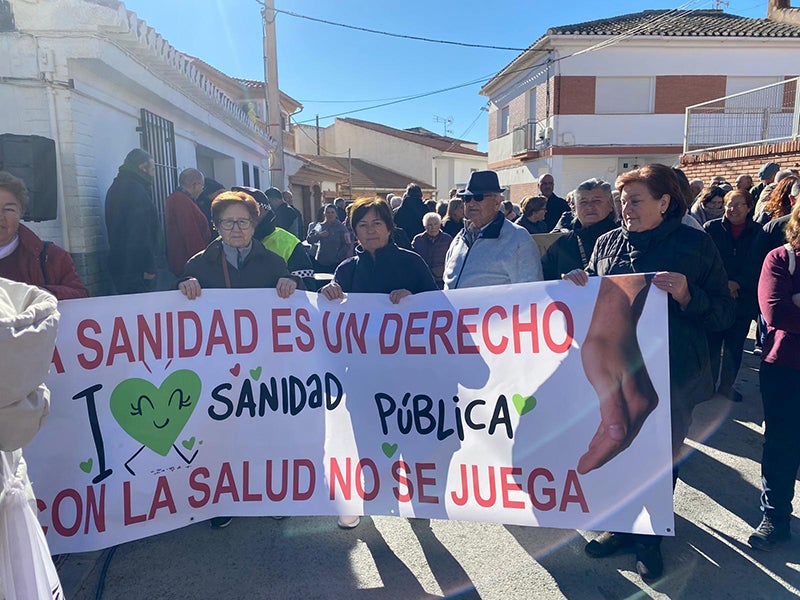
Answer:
[{"xmin": 38, "ymin": 41, "xmax": 72, "ymax": 250}]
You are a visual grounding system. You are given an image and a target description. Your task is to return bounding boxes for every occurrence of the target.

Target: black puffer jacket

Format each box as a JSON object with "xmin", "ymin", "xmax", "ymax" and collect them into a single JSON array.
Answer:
[
  {"xmin": 588, "ymin": 217, "xmax": 735, "ymax": 406},
  {"xmin": 183, "ymin": 239, "xmax": 292, "ymax": 290},
  {"xmin": 542, "ymin": 213, "xmax": 618, "ymax": 280},
  {"xmin": 703, "ymin": 217, "xmax": 760, "ymax": 319},
  {"xmin": 334, "ymin": 243, "xmax": 437, "ymax": 294},
  {"xmin": 393, "ymin": 197, "xmax": 428, "ymax": 238}
]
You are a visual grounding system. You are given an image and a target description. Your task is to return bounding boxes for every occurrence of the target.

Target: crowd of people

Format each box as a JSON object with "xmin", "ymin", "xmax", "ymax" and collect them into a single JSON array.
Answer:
[{"xmin": 0, "ymin": 146, "xmax": 798, "ymax": 585}]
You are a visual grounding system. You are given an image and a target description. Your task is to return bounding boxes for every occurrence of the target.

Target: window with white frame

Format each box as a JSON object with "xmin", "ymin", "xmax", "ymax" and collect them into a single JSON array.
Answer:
[
  {"xmin": 499, "ymin": 106, "xmax": 510, "ymax": 135},
  {"xmin": 595, "ymin": 77, "xmax": 654, "ymax": 114}
]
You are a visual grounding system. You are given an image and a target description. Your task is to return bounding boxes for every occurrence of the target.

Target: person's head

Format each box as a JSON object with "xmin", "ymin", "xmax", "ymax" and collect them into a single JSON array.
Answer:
[
  {"xmin": 735, "ymin": 174, "xmax": 753, "ymax": 191},
  {"xmin": 502, "ymin": 200, "xmax": 518, "ymax": 221},
  {"xmin": 538, "ymin": 173, "xmax": 555, "ymax": 197},
  {"xmin": 425, "ymin": 199, "xmax": 437, "ymax": 213},
  {"xmin": 775, "ymin": 169, "xmax": 795, "ymax": 184},
  {"xmin": 0, "ymin": 171, "xmax": 27, "ymax": 246},
  {"xmin": 211, "ymin": 191, "xmax": 260, "ymax": 248},
  {"xmin": 201, "ymin": 178, "xmax": 225, "ymax": 202},
  {"xmin": 436, "ymin": 200, "xmax": 448, "ymax": 217},
  {"xmin": 283, "ymin": 190, "xmax": 294, "ymax": 205},
  {"xmin": 458, "ymin": 170, "xmax": 505, "ymax": 229},
  {"xmin": 763, "ymin": 175, "xmax": 798, "ymax": 219},
  {"xmin": 615, "ymin": 164, "xmax": 686, "ymax": 232},
  {"xmin": 698, "ymin": 186, "xmax": 727, "ymax": 210},
  {"xmin": 785, "ymin": 195, "xmax": 800, "ymax": 250},
  {"xmin": 446, "ymin": 198, "xmax": 464, "ymax": 221},
  {"xmin": 723, "ymin": 190, "xmax": 753, "ymax": 226},
  {"xmin": 264, "ymin": 187, "xmax": 283, "ymax": 209},
  {"xmin": 404, "ymin": 183, "xmax": 423, "ymax": 202},
  {"xmin": 123, "ymin": 148, "xmax": 155, "ymax": 179},
  {"xmin": 390, "ymin": 194, "xmax": 402, "ymax": 210},
  {"xmin": 323, "ymin": 203, "xmax": 338, "ymax": 223},
  {"xmin": 758, "ymin": 161, "xmax": 780, "ymax": 183},
  {"xmin": 710, "ymin": 175, "xmax": 726, "ymax": 186},
  {"xmin": 574, "ymin": 178, "xmax": 614, "ymax": 226},
  {"xmin": 334, "ymin": 197, "xmax": 345, "ymax": 209},
  {"xmin": 689, "ymin": 178, "xmax": 704, "ymax": 197},
  {"xmin": 520, "ymin": 195, "xmax": 547, "ymax": 222},
  {"xmin": 423, "ymin": 212, "xmax": 442, "ymax": 237},
  {"xmin": 348, "ymin": 197, "xmax": 394, "ymax": 255},
  {"xmin": 178, "ymin": 168, "xmax": 205, "ymax": 200},
  {"xmin": 449, "ymin": 187, "xmax": 458, "ymax": 199}
]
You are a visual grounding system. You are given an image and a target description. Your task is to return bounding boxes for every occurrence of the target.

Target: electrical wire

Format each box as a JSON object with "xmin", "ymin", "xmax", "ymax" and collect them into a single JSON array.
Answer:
[{"xmin": 258, "ymin": 4, "xmax": 546, "ymax": 52}]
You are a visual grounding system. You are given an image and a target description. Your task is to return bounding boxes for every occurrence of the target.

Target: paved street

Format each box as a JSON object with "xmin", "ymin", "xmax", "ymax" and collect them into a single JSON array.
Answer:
[{"xmin": 57, "ymin": 341, "xmax": 800, "ymax": 599}]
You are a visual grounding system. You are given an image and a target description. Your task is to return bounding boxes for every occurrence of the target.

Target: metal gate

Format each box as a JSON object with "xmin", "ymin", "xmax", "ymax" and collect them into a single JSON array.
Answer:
[{"xmin": 138, "ymin": 108, "xmax": 178, "ymax": 226}]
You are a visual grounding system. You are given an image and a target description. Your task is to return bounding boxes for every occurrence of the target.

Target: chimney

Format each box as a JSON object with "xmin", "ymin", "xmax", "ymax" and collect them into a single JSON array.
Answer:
[{"xmin": 768, "ymin": 0, "xmax": 800, "ymax": 24}]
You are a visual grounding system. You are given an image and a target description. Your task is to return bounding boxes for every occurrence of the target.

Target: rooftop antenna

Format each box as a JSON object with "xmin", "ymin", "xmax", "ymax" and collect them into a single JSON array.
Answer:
[
  {"xmin": 713, "ymin": 0, "xmax": 729, "ymax": 9},
  {"xmin": 433, "ymin": 115, "xmax": 453, "ymax": 137}
]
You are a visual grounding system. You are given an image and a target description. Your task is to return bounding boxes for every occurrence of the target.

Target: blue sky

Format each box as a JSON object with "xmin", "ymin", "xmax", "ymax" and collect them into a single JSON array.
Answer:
[{"xmin": 122, "ymin": 0, "xmax": 769, "ymax": 150}]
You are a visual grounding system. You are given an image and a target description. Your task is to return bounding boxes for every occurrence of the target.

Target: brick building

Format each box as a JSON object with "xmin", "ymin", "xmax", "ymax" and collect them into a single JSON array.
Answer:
[{"xmin": 480, "ymin": 9, "xmax": 800, "ymax": 202}]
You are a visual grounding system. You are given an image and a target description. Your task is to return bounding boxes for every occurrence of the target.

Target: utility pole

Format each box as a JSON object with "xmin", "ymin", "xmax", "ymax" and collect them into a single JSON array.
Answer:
[
  {"xmin": 347, "ymin": 148, "xmax": 352, "ymax": 200},
  {"xmin": 316, "ymin": 114, "xmax": 320, "ymax": 155},
  {"xmin": 262, "ymin": 0, "xmax": 284, "ymax": 189}
]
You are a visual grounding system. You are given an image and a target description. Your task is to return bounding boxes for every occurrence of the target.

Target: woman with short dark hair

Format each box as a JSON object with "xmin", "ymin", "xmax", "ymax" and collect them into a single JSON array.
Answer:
[{"xmin": 515, "ymin": 195, "xmax": 549, "ymax": 234}]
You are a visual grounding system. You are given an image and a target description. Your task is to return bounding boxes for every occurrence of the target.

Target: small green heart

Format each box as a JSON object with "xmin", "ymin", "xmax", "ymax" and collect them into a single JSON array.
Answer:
[
  {"xmin": 79, "ymin": 458, "xmax": 93, "ymax": 473},
  {"xmin": 381, "ymin": 442, "xmax": 398, "ymax": 458},
  {"xmin": 110, "ymin": 370, "xmax": 202, "ymax": 457},
  {"xmin": 182, "ymin": 437, "xmax": 196, "ymax": 451},
  {"xmin": 513, "ymin": 393, "xmax": 537, "ymax": 416},
  {"xmin": 250, "ymin": 366, "xmax": 262, "ymax": 380}
]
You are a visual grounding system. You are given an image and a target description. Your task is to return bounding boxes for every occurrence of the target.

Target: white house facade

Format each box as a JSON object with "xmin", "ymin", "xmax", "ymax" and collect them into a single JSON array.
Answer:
[{"xmin": 481, "ymin": 9, "xmax": 800, "ymax": 202}]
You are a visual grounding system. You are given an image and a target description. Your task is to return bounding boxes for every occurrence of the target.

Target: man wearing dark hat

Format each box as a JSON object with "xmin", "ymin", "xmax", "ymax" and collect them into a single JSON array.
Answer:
[
  {"xmin": 750, "ymin": 161, "xmax": 780, "ymax": 207},
  {"xmin": 393, "ymin": 183, "xmax": 428, "ymax": 238},
  {"xmin": 265, "ymin": 186, "xmax": 302, "ymax": 238},
  {"xmin": 104, "ymin": 148, "xmax": 161, "ymax": 294},
  {"xmin": 443, "ymin": 170, "xmax": 542, "ymax": 290}
]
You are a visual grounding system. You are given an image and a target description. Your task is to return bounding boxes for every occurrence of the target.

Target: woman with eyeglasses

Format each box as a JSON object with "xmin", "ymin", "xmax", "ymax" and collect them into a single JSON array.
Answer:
[
  {"xmin": 178, "ymin": 190, "xmax": 298, "ymax": 301},
  {"xmin": 689, "ymin": 186, "xmax": 727, "ymax": 226}
]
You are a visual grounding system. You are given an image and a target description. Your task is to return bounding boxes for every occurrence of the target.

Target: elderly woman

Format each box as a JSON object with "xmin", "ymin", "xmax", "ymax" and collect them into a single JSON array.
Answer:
[
  {"xmin": 306, "ymin": 203, "xmax": 353, "ymax": 274},
  {"xmin": 689, "ymin": 186, "xmax": 726, "ymax": 226},
  {"xmin": 703, "ymin": 190, "xmax": 761, "ymax": 402},
  {"xmin": 749, "ymin": 200, "xmax": 800, "ymax": 551},
  {"xmin": 0, "ymin": 171, "xmax": 89, "ymax": 299},
  {"xmin": 541, "ymin": 178, "xmax": 618, "ymax": 280},
  {"xmin": 320, "ymin": 198, "xmax": 436, "ymax": 529},
  {"xmin": 179, "ymin": 190, "xmax": 298, "ymax": 300},
  {"xmin": 411, "ymin": 212, "xmax": 453, "ymax": 289},
  {"xmin": 565, "ymin": 164, "xmax": 734, "ymax": 581},
  {"xmin": 441, "ymin": 198, "xmax": 465, "ymax": 237},
  {"xmin": 515, "ymin": 195, "xmax": 550, "ymax": 234}
]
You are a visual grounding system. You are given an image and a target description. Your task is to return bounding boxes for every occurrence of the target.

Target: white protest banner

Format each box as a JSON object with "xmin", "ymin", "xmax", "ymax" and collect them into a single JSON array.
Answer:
[{"xmin": 25, "ymin": 276, "xmax": 674, "ymax": 554}]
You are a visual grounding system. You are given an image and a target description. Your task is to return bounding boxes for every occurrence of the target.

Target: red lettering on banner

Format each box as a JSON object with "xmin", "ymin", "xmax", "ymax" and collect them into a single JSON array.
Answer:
[
  {"xmin": 106, "ymin": 316, "xmax": 135, "ymax": 365},
  {"xmin": 51, "ymin": 345, "xmax": 65, "ymax": 374},
  {"xmin": 561, "ymin": 470, "xmax": 589, "ymax": 512},
  {"xmin": 188, "ymin": 467, "xmax": 211, "ymax": 508},
  {"xmin": 137, "ymin": 313, "xmax": 162, "ymax": 361},
  {"xmin": 234, "ymin": 309, "xmax": 258, "ymax": 353},
  {"xmin": 177, "ymin": 311, "xmax": 203, "ymax": 358},
  {"xmin": 329, "ymin": 457, "xmax": 379, "ymax": 500},
  {"xmin": 329, "ymin": 457, "xmax": 351, "ymax": 499},
  {"xmin": 149, "ymin": 476, "xmax": 177, "ymax": 519},
  {"xmin": 482, "ymin": 306, "xmax": 508, "ymax": 354},
  {"xmin": 392, "ymin": 461, "xmax": 413, "ymax": 502},
  {"xmin": 272, "ymin": 308, "xmax": 293, "ymax": 352},
  {"xmin": 52, "ymin": 488, "xmax": 82, "ymax": 536},
  {"xmin": 415, "ymin": 463, "xmax": 438, "ymax": 504},
  {"xmin": 500, "ymin": 467, "xmax": 525, "ymax": 509},
  {"xmin": 543, "ymin": 302, "xmax": 574, "ymax": 353},
  {"xmin": 266, "ymin": 459, "xmax": 289, "ymax": 501},
  {"xmin": 293, "ymin": 459, "xmax": 315, "ymax": 501},
  {"xmin": 404, "ymin": 312, "xmax": 427, "ymax": 354},
  {"xmin": 242, "ymin": 461, "xmax": 263, "ymax": 502},
  {"xmin": 513, "ymin": 304, "xmax": 539, "ymax": 353},
  {"xmin": 295, "ymin": 308, "xmax": 314, "ymax": 351},
  {"xmin": 212, "ymin": 462, "xmax": 240, "ymax": 504},
  {"xmin": 457, "ymin": 308, "xmax": 480, "ymax": 354},
  {"xmin": 205, "ymin": 310, "xmax": 234, "ymax": 355},
  {"xmin": 85, "ymin": 484, "xmax": 106, "ymax": 533},
  {"xmin": 429, "ymin": 310, "xmax": 455, "ymax": 354},
  {"xmin": 123, "ymin": 481, "xmax": 147, "ymax": 525},
  {"xmin": 77, "ymin": 319, "xmax": 103, "ymax": 369},
  {"xmin": 379, "ymin": 313, "xmax": 402, "ymax": 354}
]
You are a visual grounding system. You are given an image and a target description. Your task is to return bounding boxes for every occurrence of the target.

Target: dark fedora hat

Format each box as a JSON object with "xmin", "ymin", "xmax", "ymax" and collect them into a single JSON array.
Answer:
[{"xmin": 458, "ymin": 170, "xmax": 505, "ymax": 196}]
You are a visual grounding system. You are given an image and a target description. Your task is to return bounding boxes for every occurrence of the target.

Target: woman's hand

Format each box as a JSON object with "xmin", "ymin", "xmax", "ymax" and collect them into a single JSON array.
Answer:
[
  {"xmin": 652, "ymin": 271, "xmax": 691, "ymax": 309},
  {"xmin": 562, "ymin": 269, "xmax": 589, "ymax": 286},
  {"xmin": 179, "ymin": 277, "xmax": 202, "ymax": 300},
  {"xmin": 319, "ymin": 281, "xmax": 344, "ymax": 300},
  {"xmin": 276, "ymin": 277, "xmax": 298, "ymax": 299},
  {"xmin": 389, "ymin": 289, "xmax": 411, "ymax": 304}
]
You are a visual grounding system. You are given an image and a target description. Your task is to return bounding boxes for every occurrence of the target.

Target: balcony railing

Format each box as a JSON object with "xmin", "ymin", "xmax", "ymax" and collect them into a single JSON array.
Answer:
[
  {"xmin": 684, "ymin": 77, "xmax": 800, "ymax": 154},
  {"xmin": 512, "ymin": 119, "xmax": 549, "ymax": 155}
]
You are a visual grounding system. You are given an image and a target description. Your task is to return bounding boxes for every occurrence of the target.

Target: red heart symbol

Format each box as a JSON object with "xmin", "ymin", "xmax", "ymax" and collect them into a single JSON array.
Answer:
[{"xmin": 229, "ymin": 363, "xmax": 241, "ymax": 377}]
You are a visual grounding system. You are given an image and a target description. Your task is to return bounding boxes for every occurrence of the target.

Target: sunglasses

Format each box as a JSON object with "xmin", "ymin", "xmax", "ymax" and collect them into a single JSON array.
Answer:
[{"xmin": 463, "ymin": 194, "xmax": 490, "ymax": 203}]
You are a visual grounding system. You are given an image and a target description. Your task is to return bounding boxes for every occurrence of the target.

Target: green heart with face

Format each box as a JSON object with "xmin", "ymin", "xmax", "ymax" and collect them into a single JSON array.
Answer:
[
  {"xmin": 110, "ymin": 370, "xmax": 202, "ymax": 456},
  {"xmin": 512, "ymin": 393, "xmax": 537, "ymax": 416}
]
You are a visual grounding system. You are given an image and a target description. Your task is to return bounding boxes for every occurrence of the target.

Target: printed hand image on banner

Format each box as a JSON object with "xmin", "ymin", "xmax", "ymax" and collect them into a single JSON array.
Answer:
[{"xmin": 24, "ymin": 277, "xmax": 674, "ymax": 555}]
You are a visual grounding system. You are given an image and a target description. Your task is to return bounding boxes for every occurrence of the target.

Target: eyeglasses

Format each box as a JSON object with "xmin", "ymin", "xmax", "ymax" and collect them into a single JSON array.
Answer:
[
  {"xmin": 463, "ymin": 194, "xmax": 487, "ymax": 203},
  {"xmin": 217, "ymin": 218, "xmax": 253, "ymax": 231}
]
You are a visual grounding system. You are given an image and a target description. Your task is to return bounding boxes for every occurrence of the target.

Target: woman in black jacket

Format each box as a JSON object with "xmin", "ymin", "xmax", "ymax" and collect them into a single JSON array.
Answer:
[
  {"xmin": 565, "ymin": 164, "xmax": 734, "ymax": 582},
  {"xmin": 703, "ymin": 189, "xmax": 761, "ymax": 402}
]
